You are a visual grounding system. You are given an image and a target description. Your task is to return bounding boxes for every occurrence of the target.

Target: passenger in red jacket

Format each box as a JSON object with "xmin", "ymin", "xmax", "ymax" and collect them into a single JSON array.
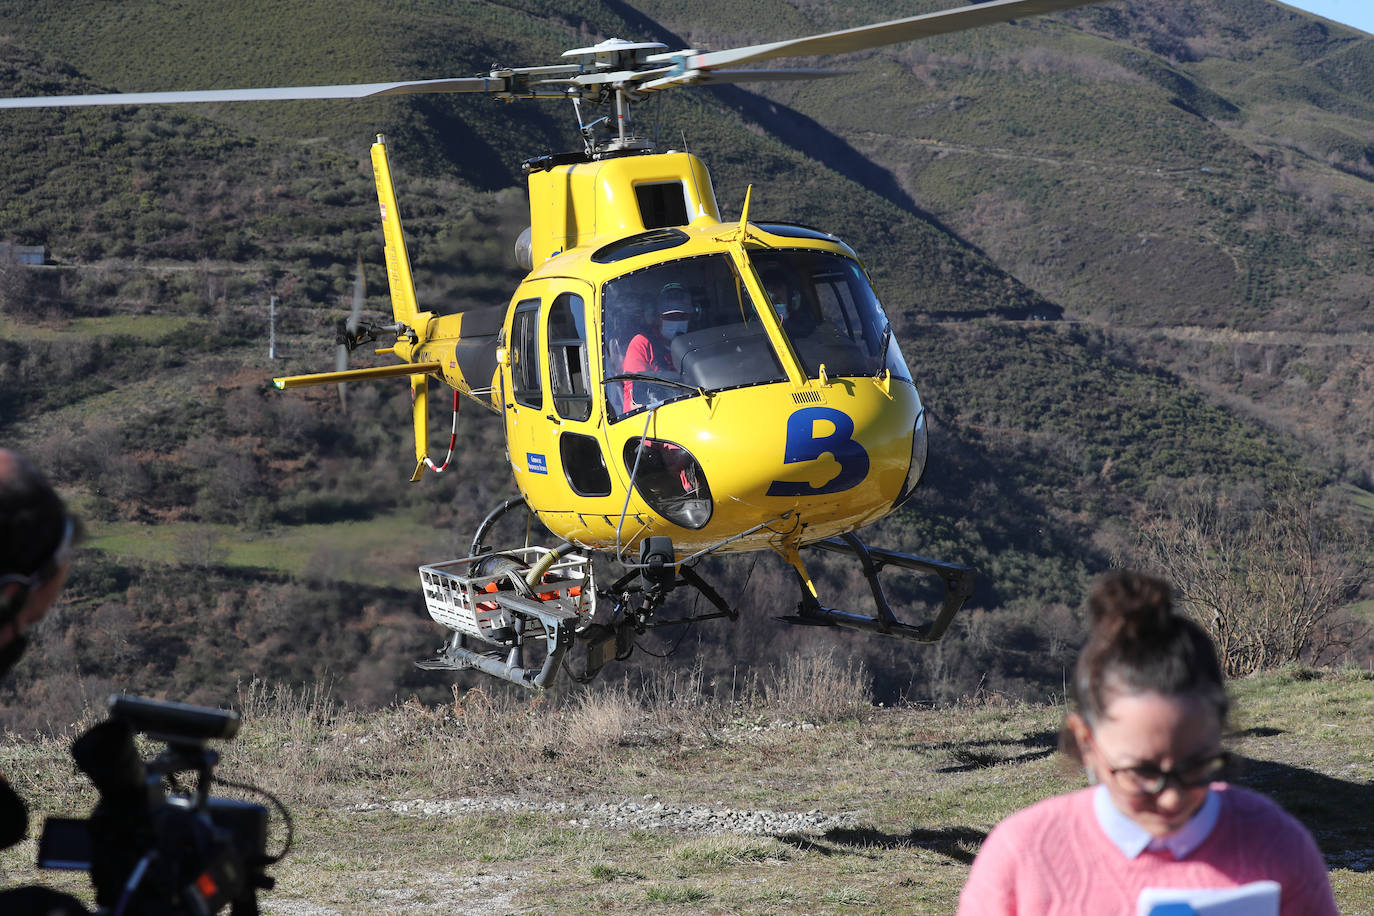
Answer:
[{"xmin": 622, "ymin": 282, "xmax": 692, "ymax": 411}]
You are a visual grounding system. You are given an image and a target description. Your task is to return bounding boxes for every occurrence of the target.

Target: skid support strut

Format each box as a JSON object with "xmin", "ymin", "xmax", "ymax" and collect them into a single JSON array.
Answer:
[{"xmin": 786, "ymin": 533, "xmax": 975, "ymax": 642}]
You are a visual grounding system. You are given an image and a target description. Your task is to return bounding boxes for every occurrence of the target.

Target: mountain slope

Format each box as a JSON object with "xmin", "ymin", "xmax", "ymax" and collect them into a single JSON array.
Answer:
[
  {"xmin": 0, "ymin": 0, "xmax": 1367, "ymax": 712},
  {"xmin": 637, "ymin": 0, "xmax": 1374, "ymax": 331}
]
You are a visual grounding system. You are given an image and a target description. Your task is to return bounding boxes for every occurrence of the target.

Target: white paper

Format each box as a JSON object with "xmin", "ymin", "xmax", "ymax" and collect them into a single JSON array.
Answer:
[{"xmin": 1137, "ymin": 880, "xmax": 1280, "ymax": 916}]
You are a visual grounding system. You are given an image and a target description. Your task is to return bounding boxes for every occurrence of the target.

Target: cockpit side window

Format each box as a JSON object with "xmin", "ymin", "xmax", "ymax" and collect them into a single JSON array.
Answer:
[
  {"xmin": 601, "ymin": 253, "xmax": 786, "ymax": 422},
  {"xmin": 511, "ymin": 298, "xmax": 542, "ymax": 409},
  {"xmin": 548, "ymin": 293, "xmax": 592, "ymax": 422}
]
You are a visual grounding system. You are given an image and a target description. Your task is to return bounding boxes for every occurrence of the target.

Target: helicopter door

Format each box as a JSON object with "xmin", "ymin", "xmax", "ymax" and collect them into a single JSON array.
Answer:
[
  {"xmin": 504, "ymin": 296, "xmax": 548, "ymax": 497},
  {"xmin": 503, "ymin": 280, "xmax": 623, "ymax": 540}
]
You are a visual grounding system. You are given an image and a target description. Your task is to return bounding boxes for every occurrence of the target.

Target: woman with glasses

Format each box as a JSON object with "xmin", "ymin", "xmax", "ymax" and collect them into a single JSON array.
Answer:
[{"xmin": 957, "ymin": 570, "xmax": 1338, "ymax": 916}]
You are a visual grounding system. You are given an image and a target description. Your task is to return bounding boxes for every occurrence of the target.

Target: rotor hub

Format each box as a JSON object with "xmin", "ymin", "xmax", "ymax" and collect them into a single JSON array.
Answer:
[{"xmin": 561, "ymin": 38, "xmax": 669, "ymax": 71}]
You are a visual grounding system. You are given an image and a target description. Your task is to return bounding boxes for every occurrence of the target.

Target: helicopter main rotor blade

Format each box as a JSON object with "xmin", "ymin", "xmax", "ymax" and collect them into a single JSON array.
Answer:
[
  {"xmin": 0, "ymin": 76, "xmax": 516, "ymax": 109},
  {"xmin": 638, "ymin": 68, "xmax": 851, "ymax": 92},
  {"xmin": 647, "ymin": 0, "xmax": 1097, "ymax": 73}
]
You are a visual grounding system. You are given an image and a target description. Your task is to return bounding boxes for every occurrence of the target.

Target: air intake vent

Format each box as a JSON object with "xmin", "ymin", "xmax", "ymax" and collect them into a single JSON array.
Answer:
[{"xmin": 792, "ymin": 391, "xmax": 823, "ymax": 404}]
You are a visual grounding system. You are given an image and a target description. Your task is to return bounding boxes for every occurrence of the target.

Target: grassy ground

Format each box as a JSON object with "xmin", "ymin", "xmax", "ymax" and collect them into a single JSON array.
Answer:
[
  {"xmin": 86, "ymin": 511, "xmax": 440, "ymax": 589},
  {"xmin": 0, "ymin": 663, "xmax": 1370, "ymax": 914},
  {"xmin": 0, "ymin": 313, "xmax": 200, "ymax": 342}
]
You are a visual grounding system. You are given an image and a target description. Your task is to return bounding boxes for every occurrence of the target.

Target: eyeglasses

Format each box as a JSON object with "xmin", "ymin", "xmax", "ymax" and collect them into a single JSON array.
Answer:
[{"xmin": 1101, "ymin": 749, "xmax": 1231, "ymax": 796}]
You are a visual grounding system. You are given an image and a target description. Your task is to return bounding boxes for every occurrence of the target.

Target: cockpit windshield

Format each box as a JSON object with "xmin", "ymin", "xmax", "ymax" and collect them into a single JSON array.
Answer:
[
  {"xmin": 749, "ymin": 248, "xmax": 911, "ymax": 383},
  {"xmin": 602, "ymin": 253, "xmax": 786, "ymax": 421}
]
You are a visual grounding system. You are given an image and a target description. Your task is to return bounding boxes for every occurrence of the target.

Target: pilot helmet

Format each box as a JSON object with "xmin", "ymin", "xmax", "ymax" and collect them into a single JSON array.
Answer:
[{"xmin": 658, "ymin": 282, "xmax": 691, "ymax": 338}]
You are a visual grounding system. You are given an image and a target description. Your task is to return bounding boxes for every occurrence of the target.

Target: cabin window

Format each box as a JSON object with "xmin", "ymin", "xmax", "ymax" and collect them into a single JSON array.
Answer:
[
  {"xmin": 548, "ymin": 293, "xmax": 592, "ymax": 422},
  {"xmin": 601, "ymin": 253, "xmax": 787, "ymax": 422},
  {"xmin": 511, "ymin": 299, "xmax": 542, "ymax": 409},
  {"xmin": 635, "ymin": 181, "xmax": 689, "ymax": 229},
  {"xmin": 591, "ymin": 228, "xmax": 688, "ymax": 264},
  {"xmin": 748, "ymin": 249, "xmax": 911, "ymax": 383},
  {"xmin": 560, "ymin": 432, "xmax": 612, "ymax": 497}
]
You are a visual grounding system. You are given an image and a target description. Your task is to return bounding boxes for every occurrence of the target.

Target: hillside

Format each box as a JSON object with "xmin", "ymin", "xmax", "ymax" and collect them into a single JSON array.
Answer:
[
  {"xmin": 638, "ymin": 0, "xmax": 1374, "ymax": 329},
  {"xmin": 0, "ymin": 0, "xmax": 1370, "ymax": 718},
  {"xmin": 0, "ymin": 666, "xmax": 1370, "ymax": 913},
  {"xmin": 639, "ymin": 0, "xmax": 1374, "ymax": 485}
]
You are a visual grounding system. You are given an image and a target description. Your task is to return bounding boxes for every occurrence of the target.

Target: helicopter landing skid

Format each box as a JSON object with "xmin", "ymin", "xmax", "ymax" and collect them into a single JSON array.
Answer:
[
  {"xmin": 414, "ymin": 594, "xmax": 577, "ymax": 689},
  {"xmin": 782, "ymin": 533, "xmax": 976, "ymax": 642}
]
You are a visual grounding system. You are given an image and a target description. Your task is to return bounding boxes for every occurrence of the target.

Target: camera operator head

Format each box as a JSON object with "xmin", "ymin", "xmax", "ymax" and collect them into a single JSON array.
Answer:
[
  {"xmin": 0, "ymin": 451, "xmax": 88, "ymax": 913},
  {"xmin": 0, "ymin": 449, "xmax": 76, "ymax": 678}
]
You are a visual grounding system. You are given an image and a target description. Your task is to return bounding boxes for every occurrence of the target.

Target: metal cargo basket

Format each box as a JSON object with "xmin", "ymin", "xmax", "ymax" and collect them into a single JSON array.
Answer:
[{"xmin": 418, "ymin": 547, "xmax": 594, "ymax": 642}]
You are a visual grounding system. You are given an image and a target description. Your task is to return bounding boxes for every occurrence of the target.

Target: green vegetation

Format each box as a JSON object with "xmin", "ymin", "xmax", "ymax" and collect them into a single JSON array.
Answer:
[
  {"xmin": 86, "ymin": 513, "xmax": 436, "ymax": 587},
  {"xmin": 0, "ymin": 312, "xmax": 196, "ymax": 341}
]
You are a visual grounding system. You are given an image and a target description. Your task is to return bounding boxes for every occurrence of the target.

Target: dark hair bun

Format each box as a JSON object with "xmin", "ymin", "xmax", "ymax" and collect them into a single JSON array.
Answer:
[
  {"xmin": 0, "ymin": 452, "xmax": 67, "ymax": 579},
  {"xmin": 1088, "ymin": 571, "xmax": 1175, "ymax": 642},
  {"xmin": 1074, "ymin": 569, "xmax": 1228, "ymax": 727}
]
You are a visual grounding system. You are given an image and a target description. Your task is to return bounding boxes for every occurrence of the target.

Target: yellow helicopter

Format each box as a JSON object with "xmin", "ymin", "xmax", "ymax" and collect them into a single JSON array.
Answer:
[{"xmin": 1, "ymin": 0, "xmax": 1096, "ymax": 688}]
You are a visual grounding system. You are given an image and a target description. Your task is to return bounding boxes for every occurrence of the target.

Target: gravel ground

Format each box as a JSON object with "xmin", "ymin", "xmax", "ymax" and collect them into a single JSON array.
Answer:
[
  {"xmin": 349, "ymin": 794, "xmax": 858, "ymax": 837},
  {"xmin": 264, "ymin": 872, "xmax": 526, "ymax": 916},
  {"xmin": 260, "ymin": 797, "xmax": 856, "ymax": 914}
]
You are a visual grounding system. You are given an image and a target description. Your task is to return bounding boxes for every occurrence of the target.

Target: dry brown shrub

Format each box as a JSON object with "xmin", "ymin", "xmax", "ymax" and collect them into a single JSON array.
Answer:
[
  {"xmin": 1131, "ymin": 481, "xmax": 1368, "ymax": 676},
  {"xmin": 437, "ymin": 685, "xmax": 562, "ymax": 776},
  {"xmin": 229, "ymin": 679, "xmax": 357, "ymax": 802},
  {"xmin": 750, "ymin": 649, "xmax": 872, "ymax": 723},
  {"xmin": 633, "ymin": 663, "xmax": 732, "ymax": 737},
  {"xmin": 560, "ymin": 683, "xmax": 639, "ymax": 754}
]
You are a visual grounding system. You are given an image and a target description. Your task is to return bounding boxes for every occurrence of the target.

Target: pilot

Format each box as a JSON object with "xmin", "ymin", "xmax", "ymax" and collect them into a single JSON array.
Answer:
[
  {"xmin": 762, "ymin": 269, "xmax": 814, "ymax": 338},
  {"xmin": 0, "ymin": 449, "xmax": 88, "ymax": 914},
  {"xmin": 622, "ymin": 281, "xmax": 692, "ymax": 410},
  {"xmin": 763, "ymin": 270, "xmax": 794, "ymax": 322}
]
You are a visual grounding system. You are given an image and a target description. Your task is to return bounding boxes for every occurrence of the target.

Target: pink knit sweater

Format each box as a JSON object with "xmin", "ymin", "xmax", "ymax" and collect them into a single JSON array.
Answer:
[{"xmin": 957, "ymin": 784, "xmax": 1338, "ymax": 916}]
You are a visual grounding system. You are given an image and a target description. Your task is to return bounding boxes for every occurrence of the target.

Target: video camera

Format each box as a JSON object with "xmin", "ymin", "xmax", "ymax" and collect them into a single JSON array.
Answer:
[{"xmin": 38, "ymin": 694, "xmax": 290, "ymax": 916}]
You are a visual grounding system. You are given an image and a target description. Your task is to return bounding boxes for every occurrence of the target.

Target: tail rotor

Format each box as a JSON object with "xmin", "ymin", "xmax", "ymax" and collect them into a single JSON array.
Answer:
[{"xmin": 336, "ymin": 253, "xmax": 366, "ymax": 410}]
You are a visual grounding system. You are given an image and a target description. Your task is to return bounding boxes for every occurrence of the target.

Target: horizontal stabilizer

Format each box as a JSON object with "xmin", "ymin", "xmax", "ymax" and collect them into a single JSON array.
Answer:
[{"xmin": 273, "ymin": 362, "xmax": 443, "ymax": 390}]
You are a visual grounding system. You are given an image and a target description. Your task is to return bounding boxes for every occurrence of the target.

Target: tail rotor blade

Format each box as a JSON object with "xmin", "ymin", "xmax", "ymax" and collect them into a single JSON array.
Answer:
[
  {"xmin": 335, "ymin": 339, "xmax": 349, "ymax": 410},
  {"xmin": 349, "ymin": 254, "xmax": 366, "ymax": 334},
  {"xmin": 336, "ymin": 256, "xmax": 366, "ymax": 410}
]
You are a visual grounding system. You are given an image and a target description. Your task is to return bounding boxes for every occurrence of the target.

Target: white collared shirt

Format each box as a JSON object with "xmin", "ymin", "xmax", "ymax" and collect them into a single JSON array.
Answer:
[{"xmin": 1093, "ymin": 783, "xmax": 1221, "ymax": 860}]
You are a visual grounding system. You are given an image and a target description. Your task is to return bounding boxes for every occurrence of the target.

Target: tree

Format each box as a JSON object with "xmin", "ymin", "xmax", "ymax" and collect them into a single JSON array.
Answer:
[
  {"xmin": 0, "ymin": 251, "xmax": 37, "ymax": 318},
  {"xmin": 1132, "ymin": 480, "xmax": 1368, "ymax": 676}
]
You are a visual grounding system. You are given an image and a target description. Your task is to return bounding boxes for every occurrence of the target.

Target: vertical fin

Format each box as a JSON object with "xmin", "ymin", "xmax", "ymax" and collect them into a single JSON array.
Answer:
[{"xmin": 372, "ymin": 135, "xmax": 420, "ymax": 326}]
